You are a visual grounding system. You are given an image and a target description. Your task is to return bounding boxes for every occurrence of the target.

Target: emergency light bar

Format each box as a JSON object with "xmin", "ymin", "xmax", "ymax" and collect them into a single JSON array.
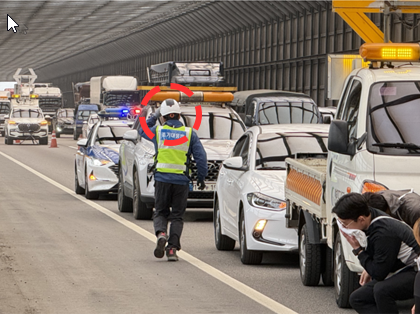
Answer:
[
  {"xmin": 360, "ymin": 43, "xmax": 420, "ymax": 62},
  {"xmin": 98, "ymin": 107, "xmax": 142, "ymax": 119},
  {"xmin": 12, "ymin": 94, "xmax": 20, "ymax": 99},
  {"xmin": 151, "ymin": 91, "xmax": 234, "ymax": 103},
  {"xmin": 30, "ymin": 94, "xmax": 39, "ymax": 99}
]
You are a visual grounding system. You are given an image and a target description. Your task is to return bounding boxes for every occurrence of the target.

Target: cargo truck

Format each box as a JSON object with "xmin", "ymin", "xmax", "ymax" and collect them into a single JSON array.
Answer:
[
  {"xmin": 90, "ymin": 76, "xmax": 139, "ymax": 110},
  {"xmin": 284, "ymin": 43, "xmax": 420, "ymax": 308}
]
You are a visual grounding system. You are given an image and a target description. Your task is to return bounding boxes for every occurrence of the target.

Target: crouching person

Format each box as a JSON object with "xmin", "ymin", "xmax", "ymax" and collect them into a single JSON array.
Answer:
[{"xmin": 332, "ymin": 193, "xmax": 420, "ymax": 314}]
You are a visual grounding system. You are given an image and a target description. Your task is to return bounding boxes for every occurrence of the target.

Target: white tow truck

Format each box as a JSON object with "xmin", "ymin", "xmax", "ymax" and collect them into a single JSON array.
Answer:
[
  {"xmin": 284, "ymin": 43, "xmax": 420, "ymax": 308},
  {"xmin": 3, "ymin": 68, "xmax": 49, "ymax": 145}
]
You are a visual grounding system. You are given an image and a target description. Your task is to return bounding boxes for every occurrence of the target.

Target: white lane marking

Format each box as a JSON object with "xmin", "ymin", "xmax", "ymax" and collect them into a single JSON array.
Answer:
[
  {"xmin": 0, "ymin": 151, "xmax": 297, "ymax": 314},
  {"xmin": 68, "ymin": 146, "xmax": 78, "ymax": 150}
]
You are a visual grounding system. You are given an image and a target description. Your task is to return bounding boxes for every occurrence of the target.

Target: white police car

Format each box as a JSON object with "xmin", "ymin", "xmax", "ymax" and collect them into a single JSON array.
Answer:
[{"xmin": 74, "ymin": 111, "xmax": 133, "ymax": 199}]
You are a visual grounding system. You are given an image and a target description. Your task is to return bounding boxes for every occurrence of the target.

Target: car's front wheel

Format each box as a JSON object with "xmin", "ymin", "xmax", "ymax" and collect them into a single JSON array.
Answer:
[
  {"xmin": 133, "ymin": 170, "xmax": 153, "ymax": 220},
  {"xmin": 5, "ymin": 136, "xmax": 13, "ymax": 145},
  {"xmin": 39, "ymin": 137, "xmax": 48, "ymax": 145},
  {"xmin": 334, "ymin": 233, "xmax": 360, "ymax": 308},
  {"xmin": 299, "ymin": 224, "xmax": 321, "ymax": 286},
  {"xmin": 214, "ymin": 199, "xmax": 235, "ymax": 251},
  {"xmin": 118, "ymin": 165, "xmax": 132, "ymax": 212},
  {"xmin": 239, "ymin": 211, "xmax": 263, "ymax": 265}
]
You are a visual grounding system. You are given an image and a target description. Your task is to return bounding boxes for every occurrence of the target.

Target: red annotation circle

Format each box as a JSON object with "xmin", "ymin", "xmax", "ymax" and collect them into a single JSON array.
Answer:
[{"xmin": 139, "ymin": 84, "xmax": 202, "ymax": 146}]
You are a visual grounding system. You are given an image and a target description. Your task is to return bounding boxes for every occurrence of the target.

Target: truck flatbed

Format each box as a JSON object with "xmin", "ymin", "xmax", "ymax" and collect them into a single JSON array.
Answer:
[{"xmin": 285, "ymin": 158, "xmax": 327, "ymax": 220}]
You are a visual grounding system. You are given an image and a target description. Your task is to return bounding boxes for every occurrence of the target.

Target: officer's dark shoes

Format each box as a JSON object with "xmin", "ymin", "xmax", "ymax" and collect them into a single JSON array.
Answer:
[
  {"xmin": 154, "ymin": 232, "xmax": 167, "ymax": 259},
  {"xmin": 166, "ymin": 248, "xmax": 178, "ymax": 262}
]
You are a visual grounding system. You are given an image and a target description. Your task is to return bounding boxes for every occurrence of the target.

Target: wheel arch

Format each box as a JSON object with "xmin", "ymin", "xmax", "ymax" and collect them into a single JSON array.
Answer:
[{"xmin": 298, "ymin": 210, "xmax": 322, "ymax": 245}]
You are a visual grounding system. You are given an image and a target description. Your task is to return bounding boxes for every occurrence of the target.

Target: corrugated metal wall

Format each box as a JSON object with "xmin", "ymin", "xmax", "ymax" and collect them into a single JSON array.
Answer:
[{"xmin": 51, "ymin": 2, "xmax": 420, "ymax": 108}]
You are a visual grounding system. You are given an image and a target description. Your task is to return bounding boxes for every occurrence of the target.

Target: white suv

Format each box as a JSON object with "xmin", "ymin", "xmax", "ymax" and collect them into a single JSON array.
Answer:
[
  {"xmin": 5, "ymin": 105, "xmax": 49, "ymax": 145},
  {"xmin": 118, "ymin": 104, "xmax": 246, "ymax": 219}
]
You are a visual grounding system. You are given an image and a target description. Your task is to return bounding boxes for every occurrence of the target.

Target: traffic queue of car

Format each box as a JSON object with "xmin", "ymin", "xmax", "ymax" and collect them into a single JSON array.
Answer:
[{"xmin": 69, "ymin": 62, "xmax": 335, "ymax": 271}]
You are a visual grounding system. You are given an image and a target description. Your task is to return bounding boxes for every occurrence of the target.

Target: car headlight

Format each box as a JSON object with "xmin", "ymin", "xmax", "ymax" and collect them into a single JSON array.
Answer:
[
  {"xmin": 247, "ymin": 192, "xmax": 286, "ymax": 211},
  {"xmin": 92, "ymin": 159, "xmax": 111, "ymax": 166}
]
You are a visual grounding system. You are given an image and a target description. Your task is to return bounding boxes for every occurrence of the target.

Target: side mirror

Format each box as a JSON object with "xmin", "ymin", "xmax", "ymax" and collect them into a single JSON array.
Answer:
[
  {"xmin": 44, "ymin": 115, "xmax": 51, "ymax": 119},
  {"xmin": 328, "ymin": 120, "xmax": 355, "ymax": 156},
  {"xmin": 245, "ymin": 115, "xmax": 253, "ymax": 127},
  {"xmin": 123, "ymin": 129, "xmax": 139, "ymax": 143},
  {"xmin": 223, "ymin": 156, "xmax": 248, "ymax": 171},
  {"xmin": 4, "ymin": 115, "xmax": 9, "ymax": 119},
  {"xmin": 77, "ymin": 138, "xmax": 88, "ymax": 147},
  {"xmin": 83, "ymin": 121, "xmax": 88, "ymax": 124}
]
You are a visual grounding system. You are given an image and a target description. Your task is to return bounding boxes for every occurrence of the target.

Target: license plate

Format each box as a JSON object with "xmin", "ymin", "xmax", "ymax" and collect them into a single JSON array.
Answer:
[{"xmin": 192, "ymin": 183, "xmax": 215, "ymax": 192}]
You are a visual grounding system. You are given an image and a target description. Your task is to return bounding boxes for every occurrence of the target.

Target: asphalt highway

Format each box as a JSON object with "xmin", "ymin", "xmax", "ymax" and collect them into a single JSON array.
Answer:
[{"xmin": 0, "ymin": 136, "xmax": 411, "ymax": 314}]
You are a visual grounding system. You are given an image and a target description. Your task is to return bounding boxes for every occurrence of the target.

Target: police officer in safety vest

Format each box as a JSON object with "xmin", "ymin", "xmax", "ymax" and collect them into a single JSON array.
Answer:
[{"xmin": 139, "ymin": 99, "xmax": 208, "ymax": 261}]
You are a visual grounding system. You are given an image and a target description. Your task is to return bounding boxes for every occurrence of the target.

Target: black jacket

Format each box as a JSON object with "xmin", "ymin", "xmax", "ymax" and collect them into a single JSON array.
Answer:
[{"xmin": 358, "ymin": 207, "xmax": 420, "ymax": 281}]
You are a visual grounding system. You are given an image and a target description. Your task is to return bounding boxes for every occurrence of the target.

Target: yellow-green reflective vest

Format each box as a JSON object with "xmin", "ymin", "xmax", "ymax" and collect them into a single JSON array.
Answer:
[{"xmin": 155, "ymin": 125, "xmax": 192, "ymax": 174}]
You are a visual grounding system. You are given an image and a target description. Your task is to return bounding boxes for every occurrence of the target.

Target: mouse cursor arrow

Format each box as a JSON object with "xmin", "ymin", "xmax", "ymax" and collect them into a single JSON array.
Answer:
[{"xmin": 7, "ymin": 14, "xmax": 19, "ymax": 33}]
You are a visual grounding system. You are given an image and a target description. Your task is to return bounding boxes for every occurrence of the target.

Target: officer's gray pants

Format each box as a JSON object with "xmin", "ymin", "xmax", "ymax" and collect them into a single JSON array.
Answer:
[{"xmin": 154, "ymin": 180, "xmax": 189, "ymax": 250}]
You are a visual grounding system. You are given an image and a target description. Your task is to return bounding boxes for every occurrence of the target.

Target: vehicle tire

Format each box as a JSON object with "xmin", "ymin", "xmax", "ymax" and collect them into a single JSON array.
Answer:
[
  {"xmin": 55, "ymin": 131, "xmax": 61, "ymax": 138},
  {"xmin": 334, "ymin": 234, "xmax": 360, "ymax": 308},
  {"xmin": 214, "ymin": 199, "xmax": 235, "ymax": 251},
  {"xmin": 73, "ymin": 130, "xmax": 79, "ymax": 140},
  {"xmin": 239, "ymin": 211, "xmax": 263, "ymax": 265},
  {"xmin": 74, "ymin": 164, "xmax": 85, "ymax": 195},
  {"xmin": 133, "ymin": 170, "xmax": 153, "ymax": 220},
  {"xmin": 118, "ymin": 166, "xmax": 133, "ymax": 212},
  {"xmin": 322, "ymin": 245, "xmax": 334, "ymax": 286},
  {"xmin": 1, "ymin": 131, "xmax": 4, "ymax": 137},
  {"xmin": 39, "ymin": 137, "xmax": 48, "ymax": 145},
  {"xmin": 5, "ymin": 136, "xmax": 13, "ymax": 145},
  {"xmin": 85, "ymin": 170, "xmax": 99, "ymax": 200},
  {"xmin": 299, "ymin": 224, "xmax": 321, "ymax": 286}
]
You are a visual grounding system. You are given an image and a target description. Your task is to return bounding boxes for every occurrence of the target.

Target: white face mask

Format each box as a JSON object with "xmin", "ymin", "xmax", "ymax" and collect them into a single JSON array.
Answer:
[{"xmin": 337, "ymin": 219, "xmax": 368, "ymax": 248}]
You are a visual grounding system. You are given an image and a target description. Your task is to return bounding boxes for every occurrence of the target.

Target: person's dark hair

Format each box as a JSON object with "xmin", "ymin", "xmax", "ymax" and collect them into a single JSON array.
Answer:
[
  {"xmin": 413, "ymin": 218, "xmax": 420, "ymax": 245},
  {"xmin": 363, "ymin": 192, "xmax": 390, "ymax": 214},
  {"xmin": 332, "ymin": 193, "xmax": 370, "ymax": 221},
  {"xmin": 163, "ymin": 113, "xmax": 180, "ymax": 121}
]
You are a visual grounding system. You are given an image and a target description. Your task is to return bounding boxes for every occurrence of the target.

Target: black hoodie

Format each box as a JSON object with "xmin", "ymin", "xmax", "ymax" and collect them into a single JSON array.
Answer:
[{"xmin": 358, "ymin": 207, "xmax": 420, "ymax": 281}]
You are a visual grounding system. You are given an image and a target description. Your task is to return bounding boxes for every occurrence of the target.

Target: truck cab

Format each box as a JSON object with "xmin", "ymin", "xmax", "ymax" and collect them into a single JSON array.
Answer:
[
  {"xmin": 33, "ymin": 86, "xmax": 63, "ymax": 132},
  {"xmin": 284, "ymin": 43, "xmax": 420, "ymax": 308},
  {"xmin": 90, "ymin": 76, "xmax": 139, "ymax": 110}
]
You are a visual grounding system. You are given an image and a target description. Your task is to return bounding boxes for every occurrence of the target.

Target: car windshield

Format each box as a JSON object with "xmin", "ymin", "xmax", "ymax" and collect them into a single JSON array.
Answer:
[
  {"xmin": 12, "ymin": 109, "xmax": 43, "ymax": 118},
  {"xmin": 58, "ymin": 110, "xmax": 74, "ymax": 118},
  {"xmin": 367, "ymin": 81, "xmax": 420, "ymax": 155},
  {"xmin": 258, "ymin": 101, "xmax": 319, "ymax": 124},
  {"xmin": 104, "ymin": 92, "xmax": 140, "ymax": 107},
  {"xmin": 0, "ymin": 103, "xmax": 10, "ymax": 114},
  {"xmin": 180, "ymin": 112, "xmax": 245, "ymax": 140},
  {"xmin": 95, "ymin": 124, "xmax": 131, "ymax": 144},
  {"xmin": 255, "ymin": 132, "xmax": 328, "ymax": 170},
  {"xmin": 78, "ymin": 110, "xmax": 97, "ymax": 120}
]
